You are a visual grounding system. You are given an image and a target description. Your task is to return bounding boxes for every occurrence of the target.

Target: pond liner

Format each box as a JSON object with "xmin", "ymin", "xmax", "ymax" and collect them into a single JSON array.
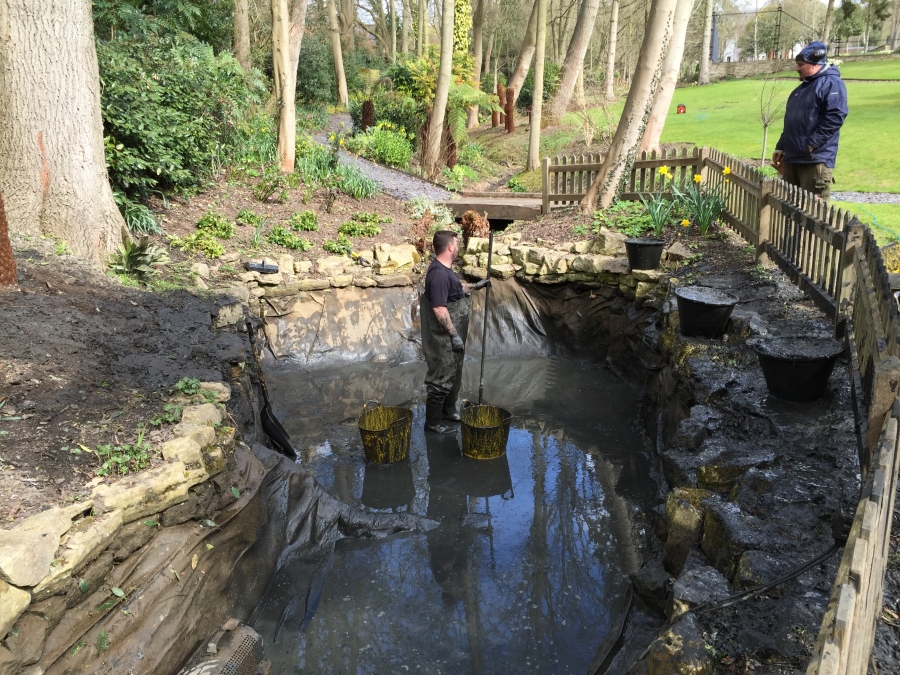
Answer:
[
  {"xmin": 624, "ymin": 238, "xmax": 666, "ymax": 270},
  {"xmin": 753, "ymin": 335, "xmax": 845, "ymax": 403},
  {"xmin": 675, "ymin": 286, "xmax": 740, "ymax": 338}
]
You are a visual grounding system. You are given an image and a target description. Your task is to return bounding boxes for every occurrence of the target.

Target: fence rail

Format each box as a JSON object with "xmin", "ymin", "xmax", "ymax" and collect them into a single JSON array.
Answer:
[{"xmin": 541, "ymin": 147, "xmax": 900, "ymax": 674}]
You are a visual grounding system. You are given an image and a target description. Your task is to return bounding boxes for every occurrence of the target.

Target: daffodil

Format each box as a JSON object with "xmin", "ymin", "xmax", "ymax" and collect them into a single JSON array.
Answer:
[
  {"xmin": 682, "ymin": 219, "xmax": 690, "ymax": 227},
  {"xmin": 724, "ymin": 178, "xmax": 730, "ymax": 183},
  {"xmin": 722, "ymin": 166, "xmax": 731, "ymax": 175},
  {"xmin": 693, "ymin": 174, "xmax": 703, "ymax": 184},
  {"xmin": 658, "ymin": 166, "xmax": 670, "ymax": 177}
]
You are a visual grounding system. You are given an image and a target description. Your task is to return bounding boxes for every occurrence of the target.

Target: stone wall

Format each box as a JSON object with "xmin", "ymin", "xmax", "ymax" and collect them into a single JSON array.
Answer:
[{"xmin": 707, "ymin": 54, "xmax": 900, "ymax": 81}]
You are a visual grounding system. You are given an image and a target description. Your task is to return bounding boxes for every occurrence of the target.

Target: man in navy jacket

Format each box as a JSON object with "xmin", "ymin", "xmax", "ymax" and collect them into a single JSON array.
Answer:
[{"xmin": 773, "ymin": 41, "xmax": 848, "ymax": 200}]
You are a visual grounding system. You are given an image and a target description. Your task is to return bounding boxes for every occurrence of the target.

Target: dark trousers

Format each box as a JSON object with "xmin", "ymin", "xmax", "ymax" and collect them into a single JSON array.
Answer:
[
  {"xmin": 420, "ymin": 294, "xmax": 470, "ymax": 413},
  {"xmin": 783, "ymin": 163, "xmax": 833, "ymax": 200}
]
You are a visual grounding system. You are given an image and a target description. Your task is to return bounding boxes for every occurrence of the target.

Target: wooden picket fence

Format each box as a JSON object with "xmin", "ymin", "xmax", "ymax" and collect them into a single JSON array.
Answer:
[{"xmin": 541, "ymin": 147, "xmax": 900, "ymax": 674}]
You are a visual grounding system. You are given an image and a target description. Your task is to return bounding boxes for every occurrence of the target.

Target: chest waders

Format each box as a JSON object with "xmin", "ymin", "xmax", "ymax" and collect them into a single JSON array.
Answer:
[{"xmin": 420, "ymin": 292, "xmax": 470, "ymax": 430}]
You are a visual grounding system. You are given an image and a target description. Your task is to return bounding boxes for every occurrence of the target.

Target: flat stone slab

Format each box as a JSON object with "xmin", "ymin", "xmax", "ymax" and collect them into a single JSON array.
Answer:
[
  {"xmin": 0, "ymin": 529, "xmax": 61, "ymax": 588},
  {"xmin": 0, "ymin": 580, "xmax": 30, "ymax": 640}
]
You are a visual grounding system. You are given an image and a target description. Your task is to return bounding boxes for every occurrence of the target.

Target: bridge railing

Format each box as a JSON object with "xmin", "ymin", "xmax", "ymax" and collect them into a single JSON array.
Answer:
[{"xmin": 542, "ymin": 147, "xmax": 900, "ymax": 674}]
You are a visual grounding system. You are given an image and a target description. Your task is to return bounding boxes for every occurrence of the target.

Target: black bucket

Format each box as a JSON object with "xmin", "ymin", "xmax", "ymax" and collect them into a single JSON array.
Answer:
[
  {"xmin": 754, "ymin": 336, "xmax": 844, "ymax": 403},
  {"xmin": 460, "ymin": 403, "xmax": 512, "ymax": 460},
  {"xmin": 361, "ymin": 461, "xmax": 415, "ymax": 509},
  {"xmin": 675, "ymin": 286, "xmax": 739, "ymax": 338},
  {"xmin": 624, "ymin": 238, "xmax": 666, "ymax": 270},
  {"xmin": 358, "ymin": 402, "xmax": 412, "ymax": 464}
]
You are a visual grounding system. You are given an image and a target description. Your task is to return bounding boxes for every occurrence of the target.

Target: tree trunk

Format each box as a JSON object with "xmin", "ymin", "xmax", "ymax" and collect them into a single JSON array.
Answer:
[
  {"xmin": 505, "ymin": 85, "xmax": 515, "ymax": 131},
  {"xmin": 604, "ymin": 0, "xmax": 619, "ymax": 101},
  {"xmin": 467, "ymin": 0, "xmax": 487, "ymax": 129},
  {"xmin": 234, "ymin": 0, "xmax": 252, "ymax": 70},
  {"xmin": 547, "ymin": 0, "xmax": 601, "ymax": 122},
  {"xmin": 821, "ymin": 0, "xmax": 835, "ymax": 42},
  {"xmin": 273, "ymin": 0, "xmax": 296, "ymax": 172},
  {"xmin": 328, "ymin": 0, "xmax": 349, "ymax": 106},
  {"xmin": 287, "ymin": 0, "xmax": 309, "ymax": 105},
  {"xmin": 0, "ymin": 0, "xmax": 123, "ymax": 266},
  {"xmin": 494, "ymin": 79, "xmax": 503, "ymax": 127},
  {"xmin": 424, "ymin": 0, "xmax": 455, "ymax": 179},
  {"xmin": 390, "ymin": 0, "xmax": 397, "ymax": 61},
  {"xmin": 527, "ymin": 0, "xmax": 548, "ymax": 170},
  {"xmin": 639, "ymin": 0, "xmax": 693, "ymax": 154},
  {"xmin": 418, "ymin": 0, "xmax": 426, "ymax": 55},
  {"xmin": 0, "ymin": 194, "xmax": 16, "ymax": 287},
  {"xmin": 580, "ymin": 0, "xmax": 678, "ymax": 211},
  {"xmin": 483, "ymin": 32, "xmax": 494, "ymax": 78},
  {"xmin": 698, "ymin": 0, "xmax": 713, "ymax": 84},
  {"xmin": 339, "ymin": 0, "xmax": 355, "ymax": 49},
  {"xmin": 508, "ymin": 0, "xmax": 540, "ymax": 105},
  {"xmin": 575, "ymin": 63, "xmax": 585, "ymax": 106}
]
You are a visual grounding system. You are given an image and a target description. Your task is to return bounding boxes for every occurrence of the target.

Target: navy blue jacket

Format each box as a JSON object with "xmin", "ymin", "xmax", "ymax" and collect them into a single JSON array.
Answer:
[{"xmin": 776, "ymin": 64, "xmax": 848, "ymax": 168}]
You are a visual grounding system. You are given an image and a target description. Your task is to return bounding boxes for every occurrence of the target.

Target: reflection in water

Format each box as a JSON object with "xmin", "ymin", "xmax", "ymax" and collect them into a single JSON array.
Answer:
[{"xmin": 259, "ymin": 358, "xmax": 655, "ymax": 674}]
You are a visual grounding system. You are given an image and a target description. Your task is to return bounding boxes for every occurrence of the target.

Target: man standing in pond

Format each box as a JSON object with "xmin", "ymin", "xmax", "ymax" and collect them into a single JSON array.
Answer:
[
  {"xmin": 772, "ymin": 41, "xmax": 848, "ymax": 200},
  {"xmin": 421, "ymin": 230, "xmax": 490, "ymax": 433}
]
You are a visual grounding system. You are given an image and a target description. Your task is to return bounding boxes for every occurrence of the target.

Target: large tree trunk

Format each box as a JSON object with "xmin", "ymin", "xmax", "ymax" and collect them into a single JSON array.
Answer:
[
  {"xmin": 234, "ymin": 0, "xmax": 252, "ymax": 70},
  {"xmin": 287, "ymin": 0, "xmax": 309, "ymax": 103},
  {"xmin": 698, "ymin": 0, "xmax": 713, "ymax": 84},
  {"xmin": 390, "ymin": 0, "xmax": 397, "ymax": 61},
  {"xmin": 423, "ymin": 0, "xmax": 455, "ymax": 178},
  {"xmin": 821, "ymin": 0, "xmax": 836, "ymax": 41},
  {"xmin": 604, "ymin": 0, "xmax": 619, "ymax": 101},
  {"xmin": 402, "ymin": 0, "xmax": 410, "ymax": 53},
  {"xmin": 527, "ymin": 0, "xmax": 548, "ymax": 170},
  {"xmin": 328, "ymin": 0, "xmax": 349, "ymax": 106},
  {"xmin": 338, "ymin": 0, "xmax": 355, "ymax": 49},
  {"xmin": 0, "ymin": 194, "xmax": 16, "ymax": 287},
  {"xmin": 273, "ymin": 0, "xmax": 296, "ymax": 172},
  {"xmin": 418, "ymin": 0, "xmax": 426, "ymax": 55},
  {"xmin": 483, "ymin": 32, "xmax": 494, "ymax": 77},
  {"xmin": 508, "ymin": 0, "xmax": 540, "ymax": 105},
  {"xmin": 639, "ymin": 0, "xmax": 693, "ymax": 153},
  {"xmin": 467, "ymin": 0, "xmax": 487, "ymax": 129},
  {"xmin": 547, "ymin": 0, "xmax": 601, "ymax": 122},
  {"xmin": 0, "ymin": 0, "xmax": 123, "ymax": 266},
  {"xmin": 580, "ymin": 0, "xmax": 678, "ymax": 211}
]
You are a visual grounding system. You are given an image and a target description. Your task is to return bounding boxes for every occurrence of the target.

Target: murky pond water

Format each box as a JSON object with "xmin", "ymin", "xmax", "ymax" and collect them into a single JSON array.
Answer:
[{"xmin": 256, "ymin": 358, "xmax": 655, "ymax": 674}]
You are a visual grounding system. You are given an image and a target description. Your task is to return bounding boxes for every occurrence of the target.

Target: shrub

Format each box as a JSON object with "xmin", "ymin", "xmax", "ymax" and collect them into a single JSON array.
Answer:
[
  {"xmin": 507, "ymin": 177, "xmax": 527, "ymax": 193},
  {"xmin": 108, "ymin": 228, "xmax": 169, "ymax": 279},
  {"xmin": 592, "ymin": 201, "xmax": 654, "ymax": 237},
  {"xmin": 352, "ymin": 212, "xmax": 392, "ymax": 224},
  {"xmin": 458, "ymin": 142, "xmax": 486, "ymax": 170},
  {"xmin": 196, "ymin": 211, "xmax": 235, "ymax": 239},
  {"xmin": 267, "ymin": 225, "xmax": 313, "ymax": 251},
  {"xmin": 338, "ymin": 221, "xmax": 381, "ymax": 237},
  {"xmin": 236, "ymin": 209, "xmax": 264, "ymax": 228},
  {"xmin": 442, "ymin": 165, "xmax": 477, "ymax": 192},
  {"xmin": 407, "ymin": 196, "xmax": 454, "ymax": 228},
  {"xmin": 253, "ymin": 164, "xmax": 295, "ymax": 203},
  {"xmin": 334, "ymin": 165, "xmax": 380, "ymax": 199},
  {"xmin": 349, "ymin": 89, "xmax": 424, "ymax": 146},
  {"xmin": 170, "ymin": 231, "xmax": 225, "ymax": 258},
  {"xmin": 518, "ymin": 62, "xmax": 562, "ymax": 109},
  {"xmin": 114, "ymin": 193, "xmax": 161, "ymax": 234},
  {"xmin": 345, "ymin": 123, "xmax": 414, "ymax": 169},
  {"xmin": 323, "ymin": 234, "xmax": 353, "ymax": 255},
  {"xmin": 98, "ymin": 34, "xmax": 265, "ymax": 199},
  {"xmin": 295, "ymin": 34, "xmax": 337, "ymax": 104},
  {"xmin": 289, "ymin": 210, "xmax": 318, "ymax": 231}
]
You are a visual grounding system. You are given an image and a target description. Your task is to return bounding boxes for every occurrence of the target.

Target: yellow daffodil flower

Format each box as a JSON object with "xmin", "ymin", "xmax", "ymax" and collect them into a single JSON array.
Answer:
[
  {"xmin": 723, "ymin": 166, "xmax": 731, "ymax": 175},
  {"xmin": 682, "ymin": 219, "xmax": 690, "ymax": 227},
  {"xmin": 693, "ymin": 174, "xmax": 703, "ymax": 183},
  {"xmin": 658, "ymin": 166, "xmax": 670, "ymax": 176}
]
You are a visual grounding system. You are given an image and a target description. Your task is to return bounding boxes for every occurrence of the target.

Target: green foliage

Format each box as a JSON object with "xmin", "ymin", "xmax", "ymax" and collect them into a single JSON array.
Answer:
[
  {"xmin": 458, "ymin": 142, "xmax": 486, "ymax": 170},
  {"xmin": 149, "ymin": 403, "xmax": 183, "ymax": 426},
  {"xmin": 333, "ymin": 165, "xmax": 380, "ymax": 199},
  {"xmin": 253, "ymin": 164, "xmax": 295, "ymax": 203},
  {"xmin": 442, "ymin": 165, "xmax": 477, "ymax": 192},
  {"xmin": 351, "ymin": 212, "xmax": 392, "ymax": 224},
  {"xmin": 592, "ymin": 201, "xmax": 654, "ymax": 237},
  {"xmin": 93, "ymin": 0, "xmax": 233, "ymax": 51},
  {"xmin": 295, "ymin": 33, "xmax": 338, "ymax": 103},
  {"xmin": 95, "ymin": 430, "xmax": 152, "ymax": 477},
  {"xmin": 236, "ymin": 209, "xmax": 264, "ymax": 228},
  {"xmin": 338, "ymin": 221, "xmax": 381, "ymax": 237},
  {"xmin": 108, "ymin": 228, "xmax": 170, "ymax": 279},
  {"xmin": 345, "ymin": 122, "xmax": 414, "ymax": 169},
  {"xmin": 250, "ymin": 219, "xmax": 266, "ymax": 249},
  {"xmin": 518, "ymin": 62, "xmax": 562, "ymax": 109},
  {"xmin": 196, "ymin": 210, "xmax": 235, "ymax": 239},
  {"xmin": 296, "ymin": 104, "xmax": 330, "ymax": 132},
  {"xmin": 673, "ymin": 178, "xmax": 727, "ymax": 236},
  {"xmin": 114, "ymin": 193, "xmax": 161, "ymax": 234},
  {"xmin": 293, "ymin": 135, "xmax": 379, "ymax": 199},
  {"xmin": 323, "ymin": 234, "xmax": 353, "ymax": 255},
  {"xmin": 54, "ymin": 241, "xmax": 68, "ymax": 256},
  {"xmin": 267, "ymin": 225, "xmax": 313, "ymax": 251},
  {"xmin": 173, "ymin": 377, "xmax": 202, "ymax": 395},
  {"xmin": 638, "ymin": 192, "xmax": 675, "ymax": 238},
  {"xmin": 98, "ymin": 33, "xmax": 264, "ymax": 200},
  {"xmin": 507, "ymin": 176, "xmax": 527, "ymax": 193},
  {"xmin": 289, "ymin": 210, "xmax": 318, "ymax": 231},
  {"xmin": 169, "ymin": 231, "xmax": 225, "ymax": 258},
  {"xmin": 349, "ymin": 89, "xmax": 424, "ymax": 145},
  {"xmin": 95, "ymin": 631, "xmax": 110, "ymax": 653},
  {"xmin": 573, "ymin": 225, "xmax": 589, "ymax": 236},
  {"xmin": 407, "ymin": 196, "xmax": 454, "ymax": 227}
]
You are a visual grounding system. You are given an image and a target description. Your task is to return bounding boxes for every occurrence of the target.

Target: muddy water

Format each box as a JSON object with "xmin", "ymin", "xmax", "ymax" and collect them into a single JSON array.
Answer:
[{"xmin": 258, "ymin": 358, "xmax": 655, "ymax": 674}]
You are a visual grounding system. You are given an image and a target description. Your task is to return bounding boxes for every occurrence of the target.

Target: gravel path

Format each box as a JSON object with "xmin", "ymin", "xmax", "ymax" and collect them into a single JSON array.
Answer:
[
  {"xmin": 832, "ymin": 191, "xmax": 900, "ymax": 204},
  {"xmin": 314, "ymin": 114, "xmax": 451, "ymax": 202}
]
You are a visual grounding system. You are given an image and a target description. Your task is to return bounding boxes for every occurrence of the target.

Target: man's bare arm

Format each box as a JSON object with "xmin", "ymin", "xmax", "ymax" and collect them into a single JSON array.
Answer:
[{"xmin": 432, "ymin": 306, "xmax": 457, "ymax": 335}]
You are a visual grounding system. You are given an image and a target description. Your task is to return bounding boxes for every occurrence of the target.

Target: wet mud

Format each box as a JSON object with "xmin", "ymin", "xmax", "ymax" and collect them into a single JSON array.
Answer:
[{"xmin": 255, "ymin": 357, "xmax": 657, "ymax": 674}]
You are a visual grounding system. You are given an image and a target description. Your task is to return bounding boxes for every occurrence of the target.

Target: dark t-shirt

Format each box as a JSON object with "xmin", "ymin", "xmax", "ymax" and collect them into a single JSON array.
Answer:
[{"xmin": 424, "ymin": 259, "xmax": 464, "ymax": 307}]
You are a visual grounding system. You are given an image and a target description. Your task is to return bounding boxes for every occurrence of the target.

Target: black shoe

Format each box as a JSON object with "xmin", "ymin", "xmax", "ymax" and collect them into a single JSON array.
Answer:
[
  {"xmin": 443, "ymin": 412, "xmax": 461, "ymax": 422},
  {"xmin": 425, "ymin": 400, "xmax": 453, "ymax": 433},
  {"xmin": 425, "ymin": 422, "xmax": 454, "ymax": 433}
]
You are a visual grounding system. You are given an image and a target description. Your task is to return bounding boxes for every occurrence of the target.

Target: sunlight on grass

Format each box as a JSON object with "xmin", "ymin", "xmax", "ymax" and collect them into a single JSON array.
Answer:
[{"xmin": 832, "ymin": 201, "xmax": 900, "ymax": 246}]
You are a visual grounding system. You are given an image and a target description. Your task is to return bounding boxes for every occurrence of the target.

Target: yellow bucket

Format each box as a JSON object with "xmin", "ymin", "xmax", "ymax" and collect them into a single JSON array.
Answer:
[
  {"xmin": 460, "ymin": 403, "xmax": 512, "ymax": 460},
  {"xmin": 358, "ymin": 402, "xmax": 412, "ymax": 464}
]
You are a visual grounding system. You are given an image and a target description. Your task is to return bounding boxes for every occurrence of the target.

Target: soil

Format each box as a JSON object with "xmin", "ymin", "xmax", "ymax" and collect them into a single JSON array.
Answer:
[{"xmin": 0, "ymin": 233, "xmax": 245, "ymax": 528}]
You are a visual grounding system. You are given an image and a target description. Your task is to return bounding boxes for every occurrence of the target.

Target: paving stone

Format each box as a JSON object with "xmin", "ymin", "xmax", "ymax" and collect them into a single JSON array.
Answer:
[{"xmin": 297, "ymin": 278, "xmax": 331, "ymax": 291}]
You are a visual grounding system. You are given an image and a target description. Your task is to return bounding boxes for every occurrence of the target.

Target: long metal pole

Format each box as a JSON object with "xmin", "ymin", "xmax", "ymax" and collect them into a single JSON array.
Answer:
[{"xmin": 478, "ymin": 228, "xmax": 494, "ymax": 404}]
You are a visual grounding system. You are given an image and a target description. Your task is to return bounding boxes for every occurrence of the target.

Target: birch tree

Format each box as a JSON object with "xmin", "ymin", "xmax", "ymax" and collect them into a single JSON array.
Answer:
[
  {"xmin": 0, "ymin": 0, "xmax": 123, "ymax": 266},
  {"xmin": 288, "ymin": 0, "xmax": 310, "ymax": 100},
  {"xmin": 640, "ymin": 0, "xmax": 693, "ymax": 153},
  {"xmin": 581, "ymin": 0, "xmax": 679, "ymax": 211},
  {"xmin": 698, "ymin": 0, "xmax": 713, "ymax": 84},
  {"xmin": 604, "ymin": 0, "xmax": 619, "ymax": 101},
  {"xmin": 272, "ymin": 0, "xmax": 295, "ymax": 172},
  {"xmin": 822, "ymin": 0, "xmax": 836, "ymax": 41},
  {"xmin": 547, "ymin": 0, "xmax": 602, "ymax": 122},
  {"xmin": 527, "ymin": 0, "xmax": 549, "ymax": 170},
  {"xmin": 508, "ymin": 0, "xmax": 540, "ymax": 104},
  {"xmin": 234, "ymin": 0, "xmax": 252, "ymax": 70},
  {"xmin": 328, "ymin": 0, "xmax": 349, "ymax": 106},
  {"xmin": 467, "ymin": 0, "xmax": 488, "ymax": 128},
  {"xmin": 423, "ymin": 0, "xmax": 456, "ymax": 178}
]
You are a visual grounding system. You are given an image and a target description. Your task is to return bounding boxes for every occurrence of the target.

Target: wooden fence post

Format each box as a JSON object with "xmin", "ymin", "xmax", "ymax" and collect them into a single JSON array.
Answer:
[
  {"xmin": 757, "ymin": 178, "xmax": 774, "ymax": 263},
  {"xmin": 699, "ymin": 147, "xmax": 710, "ymax": 182},
  {"xmin": 866, "ymin": 357, "xmax": 900, "ymax": 469},
  {"xmin": 837, "ymin": 220, "xmax": 865, "ymax": 337},
  {"xmin": 541, "ymin": 157, "xmax": 551, "ymax": 215}
]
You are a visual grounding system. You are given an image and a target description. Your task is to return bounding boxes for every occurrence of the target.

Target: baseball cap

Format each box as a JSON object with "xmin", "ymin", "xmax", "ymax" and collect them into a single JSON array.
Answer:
[{"xmin": 796, "ymin": 41, "xmax": 827, "ymax": 65}]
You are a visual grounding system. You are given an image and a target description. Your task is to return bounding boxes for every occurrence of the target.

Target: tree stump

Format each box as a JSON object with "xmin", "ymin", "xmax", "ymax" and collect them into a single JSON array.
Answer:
[{"xmin": 505, "ymin": 86, "xmax": 515, "ymax": 133}]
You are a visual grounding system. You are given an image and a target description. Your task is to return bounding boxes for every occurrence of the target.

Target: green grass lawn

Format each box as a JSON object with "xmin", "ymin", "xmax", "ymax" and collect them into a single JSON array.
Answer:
[
  {"xmin": 568, "ymin": 77, "xmax": 899, "ymax": 193},
  {"xmin": 767, "ymin": 58, "xmax": 900, "ymax": 80},
  {"xmin": 832, "ymin": 201, "xmax": 900, "ymax": 245}
]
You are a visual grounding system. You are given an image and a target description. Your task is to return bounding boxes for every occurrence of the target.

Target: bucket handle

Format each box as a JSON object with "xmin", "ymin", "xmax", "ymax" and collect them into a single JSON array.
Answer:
[{"xmin": 364, "ymin": 400, "xmax": 381, "ymax": 410}]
